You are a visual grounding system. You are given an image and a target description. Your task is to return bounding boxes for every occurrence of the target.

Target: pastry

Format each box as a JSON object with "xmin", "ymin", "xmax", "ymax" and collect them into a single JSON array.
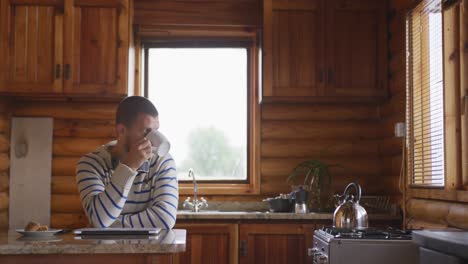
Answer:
[
  {"xmin": 24, "ymin": 221, "xmax": 41, "ymax": 231},
  {"xmin": 37, "ymin": 225, "xmax": 48, "ymax": 231}
]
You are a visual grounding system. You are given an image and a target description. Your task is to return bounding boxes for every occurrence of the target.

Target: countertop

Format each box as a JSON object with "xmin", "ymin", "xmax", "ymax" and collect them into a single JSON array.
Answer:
[
  {"xmin": 412, "ymin": 230, "xmax": 468, "ymax": 259},
  {"xmin": 0, "ymin": 229, "xmax": 186, "ymax": 255},
  {"xmin": 176, "ymin": 210, "xmax": 401, "ymax": 221}
]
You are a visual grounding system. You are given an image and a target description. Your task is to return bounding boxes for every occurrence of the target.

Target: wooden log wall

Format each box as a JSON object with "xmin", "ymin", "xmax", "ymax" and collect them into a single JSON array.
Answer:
[
  {"xmin": 260, "ymin": 103, "xmax": 396, "ymax": 196},
  {"xmin": 387, "ymin": 0, "xmax": 468, "ymax": 230},
  {"xmin": 0, "ymin": 100, "xmax": 9, "ymax": 229}
]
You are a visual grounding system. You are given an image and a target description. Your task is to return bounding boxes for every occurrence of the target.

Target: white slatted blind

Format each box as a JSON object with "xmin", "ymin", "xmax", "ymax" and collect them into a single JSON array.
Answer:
[{"xmin": 406, "ymin": 0, "xmax": 445, "ymax": 187}]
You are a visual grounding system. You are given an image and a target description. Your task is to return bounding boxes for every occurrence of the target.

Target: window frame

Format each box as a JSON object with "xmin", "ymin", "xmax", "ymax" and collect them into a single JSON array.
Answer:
[
  {"xmin": 406, "ymin": 0, "xmax": 446, "ymax": 189},
  {"xmin": 405, "ymin": 0, "xmax": 465, "ymax": 199},
  {"xmin": 138, "ymin": 26, "xmax": 261, "ymax": 195}
]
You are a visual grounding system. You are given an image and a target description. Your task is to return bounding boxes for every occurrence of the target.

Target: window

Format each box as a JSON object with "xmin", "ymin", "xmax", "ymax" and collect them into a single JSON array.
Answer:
[
  {"xmin": 144, "ymin": 40, "xmax": 254, "ymax": 183},
  {"xmin": 406, "ymin": 0, "xmax": 445, "ymax": 187}
]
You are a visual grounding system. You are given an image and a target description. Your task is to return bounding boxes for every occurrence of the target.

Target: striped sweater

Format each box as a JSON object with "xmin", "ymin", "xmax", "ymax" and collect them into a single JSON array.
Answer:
[{"xmin": 75, "ymin": 141, "xmax": 179, "ymax": 229}]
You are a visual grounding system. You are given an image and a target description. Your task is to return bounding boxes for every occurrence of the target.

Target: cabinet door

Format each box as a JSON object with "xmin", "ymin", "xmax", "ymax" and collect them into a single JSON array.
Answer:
[
  {"xmin": 64, "ymin": 0, "xmax": 129, "ymax": 96},
  {"xmin": 173, "ymin": 223, "xmax": 238, "ymax": 264},
  {"xmin": 239, "ymin": 223, "xmax": 315, "ymax": 264},
  {"xmin": 263, "ymin": 0, "xmax": 325, "ymax": 97},
  {"xmin": 325, "ymin": 0, "xmax": 387, "ymax": 97},
  {"xmin": 0, "ymin": 0, "xmax": 63, "ymax": 94}
]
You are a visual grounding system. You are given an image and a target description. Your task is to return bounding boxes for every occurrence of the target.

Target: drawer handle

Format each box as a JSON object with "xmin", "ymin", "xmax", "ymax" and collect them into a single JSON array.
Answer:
[
  {"xmin": 64, "ymin": 64, "xmax": 70, "ymax": 80},
  {"xmin": 55, "ymin": 64, "xmax": 61, "ymax": 79},
  {"xmin": 240, "ymin": 240, "xmax": 247, "ymax": 257}
]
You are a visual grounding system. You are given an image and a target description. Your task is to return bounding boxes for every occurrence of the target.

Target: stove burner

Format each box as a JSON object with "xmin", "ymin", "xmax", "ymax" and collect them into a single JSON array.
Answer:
[{"xmin": 320, "ymin": 227, "xmax": 412, "ymax": 240}]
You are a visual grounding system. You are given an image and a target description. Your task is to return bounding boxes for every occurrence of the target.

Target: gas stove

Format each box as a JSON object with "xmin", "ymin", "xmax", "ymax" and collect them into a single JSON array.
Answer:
[
  {"xmin": 310, "ymin": 227, "xmax": 419, "ymax": 264},
  {"xmin": 316, "ymin": 227, "xmax": 413, "ymax": 240}
]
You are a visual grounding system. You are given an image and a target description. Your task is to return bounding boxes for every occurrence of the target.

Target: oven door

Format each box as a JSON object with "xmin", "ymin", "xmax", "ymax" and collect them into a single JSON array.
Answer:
[{"xmin": 327, "ymin": 239, "xmax": 419, "ymax": 264}]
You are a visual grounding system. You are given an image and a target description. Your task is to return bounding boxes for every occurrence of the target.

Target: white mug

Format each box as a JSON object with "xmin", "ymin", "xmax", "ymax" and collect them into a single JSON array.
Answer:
[{"xmin": 146, "ymin": 130, "xmax": 171, "ymax": 157}]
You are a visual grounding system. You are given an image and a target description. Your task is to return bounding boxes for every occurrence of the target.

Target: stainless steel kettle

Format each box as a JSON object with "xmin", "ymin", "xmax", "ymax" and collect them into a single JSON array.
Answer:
[{"xmin": 333, "ymin": 182, "xmax": 368, "ymax": 228}]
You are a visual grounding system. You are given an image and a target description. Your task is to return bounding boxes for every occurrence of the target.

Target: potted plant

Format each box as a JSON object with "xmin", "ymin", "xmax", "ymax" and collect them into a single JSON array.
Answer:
[{"xmin": 286, "ymin": 159, "xmax": 341, "ymax": 212}]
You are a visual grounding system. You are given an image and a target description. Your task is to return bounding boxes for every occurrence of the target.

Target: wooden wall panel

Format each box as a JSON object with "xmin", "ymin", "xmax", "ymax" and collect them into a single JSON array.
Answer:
[
  {"xmin": 133, "ymin": 0, "xmax": 261, "ymax": 27},
  {"xmin": 260, "ymin": 103, "xmax": 394, "ymax": 196},
  {"xmin": 0, "ymin": 100, "xmax": 10, "ymax": 229}
]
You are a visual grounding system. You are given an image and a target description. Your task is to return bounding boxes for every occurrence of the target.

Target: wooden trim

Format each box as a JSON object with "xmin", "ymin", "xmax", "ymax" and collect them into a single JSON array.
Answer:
[
  {"xmin": 262, "ymin": 0, "xmax": 273, "ymax": 96},
  {"xmin": 272, "ymin": 1, "xmax": 320, "ymax": 11},
  {"xmin": 53, "ymin": 12, "xmax": 63, "ymax": 93},
  {"xmin": 179, "ymin": 183, "xmax": 257, "ymax": 196},
  {"xmin": 141, "ymin": 31, "xmax": 261, "ymax": 195},
  {"xmin": 444, "ymin": 5, "xmax": 462, "ymax": 189},
  {"xmin": 133, "ymin": 36, "xmax": 142, "ymax": 96},
  {"xmin": 460, "ymin": 0, "xmax": 468, "ymax": 187},
  {"xmin": 260, "ymin": 95, "xmax": 387, "ymax": 104},
  {"xmin": 10, "ymin": 0, "xmax": 63, "ymax": 6},
  {"xmin": 137, "ymin": 25, "xmax": 258, "ymax": 39},
  {"xmin": 74, "ymin": 0, "xmax": 123, "ymax": 7}
]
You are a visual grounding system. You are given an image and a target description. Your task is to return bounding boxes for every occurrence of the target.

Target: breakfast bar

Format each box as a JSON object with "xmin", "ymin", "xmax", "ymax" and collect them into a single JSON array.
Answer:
[{"xmin": 0, "ymin": 229, "xmax": 186, "ymax": 264}]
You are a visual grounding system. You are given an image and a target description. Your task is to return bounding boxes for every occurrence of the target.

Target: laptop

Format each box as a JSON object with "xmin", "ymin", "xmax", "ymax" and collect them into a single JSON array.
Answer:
[{"xmin": 73, "ymin": 227, "xmax": 161, "ymax": 236}]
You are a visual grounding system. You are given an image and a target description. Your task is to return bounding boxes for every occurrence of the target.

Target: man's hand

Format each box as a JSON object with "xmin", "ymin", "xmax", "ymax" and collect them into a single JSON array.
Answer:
[{"xmin": 121, "ymin": 137, "xmax": 153, "ymax": 171}]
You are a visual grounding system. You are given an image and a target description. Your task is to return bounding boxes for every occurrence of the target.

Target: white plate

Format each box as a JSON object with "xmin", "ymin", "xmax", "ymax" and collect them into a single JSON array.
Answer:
[{"xmin": 16, "ymin": 229, "xmax": 62, "ymax": 237}]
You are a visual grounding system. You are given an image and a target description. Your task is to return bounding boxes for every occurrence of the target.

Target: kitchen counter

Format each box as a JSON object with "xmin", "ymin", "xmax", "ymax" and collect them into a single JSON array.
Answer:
[
  {"xmin": 412, "ymin": 230, "xmax": 468, "ymax": 260},
  {"xmin": 0, "ymin": 229, "xmax": 186, "ymax": 255},
  {"xmin": 177, "ymin": 210, "xmax": 401, "ymax": 221},
  {"xmin": 176, "ymin": 210, "xmax": 401, "ymax": 221}
]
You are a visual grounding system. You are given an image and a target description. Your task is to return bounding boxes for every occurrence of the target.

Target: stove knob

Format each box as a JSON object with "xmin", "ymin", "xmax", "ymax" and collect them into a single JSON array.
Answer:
[
  {"xmin": 318, "ymin": 255, "xmax": 328, "ymax": 264},
  {"xmin": 307, "ymin": 247, "xmax": 320, "ymax": 257}
]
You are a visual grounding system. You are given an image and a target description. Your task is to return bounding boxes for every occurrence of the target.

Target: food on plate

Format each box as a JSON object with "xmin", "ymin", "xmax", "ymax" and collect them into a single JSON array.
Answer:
[
  {"xmin": 37, "ymin": 225, "xmax": 49, "ymax": 231},
  {"xmin": 24, "ymin": 221, "xmax": 48, "ymax": 231}
]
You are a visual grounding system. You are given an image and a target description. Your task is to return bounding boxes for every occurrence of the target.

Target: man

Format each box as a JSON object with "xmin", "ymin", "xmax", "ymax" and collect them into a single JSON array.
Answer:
[{"xmin": 75, "ymin": 96, "xmax": 178, "ymax": 229}]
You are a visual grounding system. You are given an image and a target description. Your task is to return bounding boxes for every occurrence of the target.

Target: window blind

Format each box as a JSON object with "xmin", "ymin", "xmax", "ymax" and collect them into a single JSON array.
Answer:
[{"xmin": 406, "ymin": 0, "xmax": 445, "ymax": 187}]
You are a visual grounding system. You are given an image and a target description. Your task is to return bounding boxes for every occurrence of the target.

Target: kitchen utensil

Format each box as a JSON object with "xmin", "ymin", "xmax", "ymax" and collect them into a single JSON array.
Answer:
[
  {"xmin": 263, "ymin": 193, "xmax": 294, "ymax": 212},
  {"xmin": 333, "ymin": 182, "xmax": 368, "ymax": 228},
  {"xmin": 294, "ymin": 188, "xmax": 309, "ymax": 214}
]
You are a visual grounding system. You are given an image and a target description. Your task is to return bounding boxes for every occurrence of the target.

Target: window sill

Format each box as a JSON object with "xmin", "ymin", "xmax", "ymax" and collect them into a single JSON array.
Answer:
[
  {"xmin": 179, "ymin": 182, "xmax": 260, "ymax": 195},
  {"xmin": 408, "ymin": 188, "xmax": 468, "ymax": 203}
]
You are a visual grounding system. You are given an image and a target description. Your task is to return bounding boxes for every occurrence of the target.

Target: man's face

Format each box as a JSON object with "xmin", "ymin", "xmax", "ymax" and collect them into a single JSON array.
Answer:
[{"xmin": 119, "ymin": 113, "xmax": 160, "ymax": 151}]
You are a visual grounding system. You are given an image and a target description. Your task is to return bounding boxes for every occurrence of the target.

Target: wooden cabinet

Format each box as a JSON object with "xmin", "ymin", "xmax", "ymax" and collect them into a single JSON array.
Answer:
[
  {"xmin": 0, "ymin": 0, "xmax": 131, "ymax": 98},
  {"xmin": 264, "ymin": 0, "xmax": 325, "ymax": 97},
  {"xmin": 173, "ymin": 223, "xmax": 238, "ymax": 264},
  {"xmin": 263, "ymin": 0, "xmax": 387, "ymax": 100},
  {"xmin": 325, "ymin": 0, "xmax": 387, "ymax": 97},
  {"xmin": 0, "ymin": 0, "xmax": 63, "ymax": 94},
  {"xmin": 64, "ymin": 0, "xmax": 129, "ymax": 96},
  {"xmin": 239, "ymin": 224, "xmax": 315, "ymax": 264}
]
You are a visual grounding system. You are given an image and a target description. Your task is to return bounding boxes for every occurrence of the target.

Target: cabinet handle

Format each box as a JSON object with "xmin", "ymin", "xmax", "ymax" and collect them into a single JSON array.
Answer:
[
  {"xmin": 55, "ymin": 64, "xmax": 61, "ymax": 79},
  {"xmin": 240, "ymin": 240, "xmax": 247, "ymax": 257},
  {"xmin": 327, "ymin": 68, "xmax": 333, "ymax": 84},
  {"xmin": 319, "ymin": 69, "xmax": 324, "ymax": 83},
  {"xmin": 64, "ymin": 64, "xmax": 70, "ymax": 80},
  {"xmin": 463, "ymin": 93, "xmax": 468, "ymax": 115}
]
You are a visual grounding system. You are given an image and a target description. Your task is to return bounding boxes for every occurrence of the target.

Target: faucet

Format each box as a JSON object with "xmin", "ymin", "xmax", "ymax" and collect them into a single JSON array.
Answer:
[{"xmin": 182, "ymin": 168, "xmax": 208, "ymax": 212}]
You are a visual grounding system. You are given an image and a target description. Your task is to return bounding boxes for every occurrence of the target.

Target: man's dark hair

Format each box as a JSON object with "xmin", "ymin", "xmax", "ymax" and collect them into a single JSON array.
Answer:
[{"xmin": 116, "ymin": 96, "xmax": 158, "ymax": 127}]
